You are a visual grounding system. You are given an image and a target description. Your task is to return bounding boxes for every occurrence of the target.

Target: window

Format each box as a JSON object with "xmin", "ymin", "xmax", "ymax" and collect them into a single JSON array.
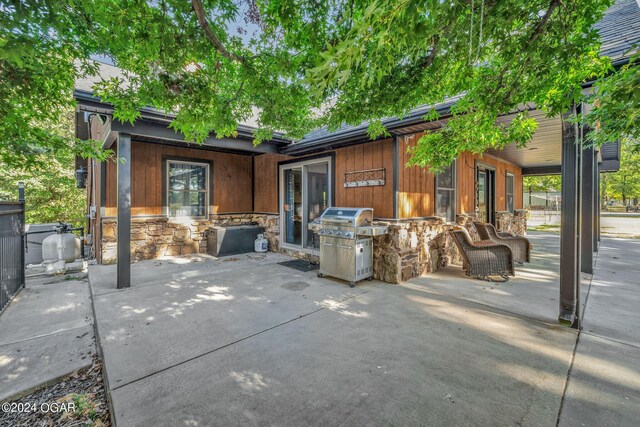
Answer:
[
  {"xmin": 435, "ymin": 160, "xmax": 456, "ymax": 222},
  {"xmin": 506, "ymin": 173, "xmax": 514, "ymax": 212},
  {"xmin": 166, "ymin": 160, "xmax": 209, "ymax": 218}
]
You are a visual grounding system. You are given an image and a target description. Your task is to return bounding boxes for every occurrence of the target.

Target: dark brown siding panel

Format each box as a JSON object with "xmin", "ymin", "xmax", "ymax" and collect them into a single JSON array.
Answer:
[
  {"xmin": 332, "ymin": 139, "xmax": 394, "ymax": 218},
  {"xmin": 103, "ymin": 141, "xmax": 254, "ymax": 217},
  {"xmin": 254, "ymin": 153, "xmax": 291, "ymax": 213}
]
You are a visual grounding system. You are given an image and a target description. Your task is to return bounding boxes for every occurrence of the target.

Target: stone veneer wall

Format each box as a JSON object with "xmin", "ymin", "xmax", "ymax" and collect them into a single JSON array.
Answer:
[
  {"xmin": 100, "ymin": 210, "xmax": 526, "ymax": 285},
  {"xmin": 100, "ymin": 213, "xmax": 280, "ymax": 264},
  {"xmin": 370, "ymin": 211, "xmax": 526, "ymax": 284},
  {"xmin": 495, "ymin": 210, "xmax": 527, "ymax": 236},
  {"xmin": 371, "ymin": 216, "xmax": 469, "ymax": 284}
]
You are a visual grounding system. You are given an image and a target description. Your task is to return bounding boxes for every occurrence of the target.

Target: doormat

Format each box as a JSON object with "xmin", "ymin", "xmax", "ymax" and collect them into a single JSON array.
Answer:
[{"xmin": 277, "ymin": 259, "xmax": 319, "ymax": 272}]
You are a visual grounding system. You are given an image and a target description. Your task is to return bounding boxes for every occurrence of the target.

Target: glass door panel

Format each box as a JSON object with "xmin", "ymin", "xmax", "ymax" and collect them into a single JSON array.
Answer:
[
  {"xmin": 477, "ymin": 167, "xmax": 496, "ymax": 224},
  {"xmin": 284, "ymin": 168, "xmax": 302, "ymax": 245},
  {"xmin": 477, "ymin": 170, "xmax": 487, "ymax": 222},
  {"xmin": 305, "ymin": 162, "xmax": 329, "ymax": 249},
  {"xmin": 281, "ymin": 158, "xmax": 331, "ymax": 252}
]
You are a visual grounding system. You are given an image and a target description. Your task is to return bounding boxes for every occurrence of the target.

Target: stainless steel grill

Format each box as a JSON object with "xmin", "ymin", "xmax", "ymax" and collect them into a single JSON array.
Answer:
[{"xmin": 309, "ymin": 207, "xmax": 387, "ymax": 287}]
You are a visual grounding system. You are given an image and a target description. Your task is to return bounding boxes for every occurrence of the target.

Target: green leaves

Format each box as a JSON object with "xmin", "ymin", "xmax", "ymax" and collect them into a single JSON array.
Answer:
[
  {"xmin": 0, "ymin": 0, "xmax": 626, "ymax": 172},
  {"xmin": 407, "ymin": 110, "xmax": 537, "ymax": 172},
  {"xmin": 585, "ymin": 52, "xmax": 640, "ymax": 148}
]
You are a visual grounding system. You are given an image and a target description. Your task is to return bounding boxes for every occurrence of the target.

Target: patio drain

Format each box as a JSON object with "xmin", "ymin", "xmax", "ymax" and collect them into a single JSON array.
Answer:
[
  {"xmin": 277, "ymin": 259, "xmax": 319, "ymax": 272},
  {"xmin": 281, "ymin": 281, "xmax": 311, "ymax": 291}
]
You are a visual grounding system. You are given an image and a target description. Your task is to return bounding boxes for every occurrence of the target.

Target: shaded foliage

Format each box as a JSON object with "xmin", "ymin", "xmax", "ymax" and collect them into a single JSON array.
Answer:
[
  {"xmin": 0, "ymin": 0, "xmax": 629, "ymax": 172},
  {"xmin": 601, "ymin": 139, "xmax": 640, "ymax": 205},
  {"xmin": 0, "ymin": 151, "xmax": 86, "ymax": 228},
  {"xmin": 523, "ymin": 175, "xmax": 561, "ymax": 193}
]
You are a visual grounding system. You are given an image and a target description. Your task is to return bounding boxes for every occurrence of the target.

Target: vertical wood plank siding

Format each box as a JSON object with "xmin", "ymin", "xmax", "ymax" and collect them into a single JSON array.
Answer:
[
  {"xmin": 331, "ymin": 139, "xmax": 394, "ymax": 218},
  {"xmin": 397, "ymin": 133, "xmax": 435, "ymax": 218},
  {"xmin": 254, "ymin": 153, "xmax": 291, "ymax": 213},
  {"xmin": 101, "ymin": 138, "xmax": 522, "ymax": 221},
  {"xmin": 104, "ymin": 141, "xmax": 253, "ymax": 216},
  {"xmin": 457, "ymin": 151, "xmax": 523, "ymax": 214}
]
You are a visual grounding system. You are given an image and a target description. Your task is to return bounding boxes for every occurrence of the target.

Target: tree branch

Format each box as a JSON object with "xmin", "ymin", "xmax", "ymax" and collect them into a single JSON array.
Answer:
[
  {"xmin": 191, "ymin": 0, "xmax": 245, "ymax": 63},
  {"xmin": 492, "ymin": 0, "xmax": 560, "ymax": 99},
  {"xmin": 527, "ymin": 0, "xmax": 560, "ymax": 49}
]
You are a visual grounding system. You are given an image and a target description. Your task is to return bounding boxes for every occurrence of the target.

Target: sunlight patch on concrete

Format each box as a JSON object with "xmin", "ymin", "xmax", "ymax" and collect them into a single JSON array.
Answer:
[
  {"xmin": 44, "ymin": 302, "xmax": 80, "ymax": 314},
  {"xmin": 316, "ymin": 298, "xmax": 370, "ymax": 318},
  {"xmin": 230, "ymin": 371, "xmax": 270, "ymax": 393},
  {"xmin": 0, "ymin": 355, "xmax": 13, "ymax": 367}
]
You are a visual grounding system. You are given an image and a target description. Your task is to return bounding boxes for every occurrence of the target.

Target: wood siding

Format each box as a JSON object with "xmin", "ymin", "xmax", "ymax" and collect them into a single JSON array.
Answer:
[
  {"xmin": 398, "ymin": 133, "xmax": 436, "ymax": 218},
  {"xmin": 457, "ymin": 151, "xmax": 523, "ymax": 214},
  {"xmin": 395, "ymin": 134, "xmax": 523, "ymax": 218},
  {"xmin": 253, "ymin": 153, "xmax": 291, "ymax": 213},
  {"xmin": 333, "ymin": 138, "xmax": 394, "ymax": 218},
  {"xmin": 99, "ymin": 138, "xmax": 522, "ymax": 222},
  {"xmin": 104, "ymin": 141, "xmax": 253, "ymax": 217}
]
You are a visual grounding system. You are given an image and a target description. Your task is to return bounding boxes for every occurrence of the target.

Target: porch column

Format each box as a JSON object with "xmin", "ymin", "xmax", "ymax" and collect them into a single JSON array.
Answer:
[
  {"xmin": 117, "ymin": 133, "xmax": 131, "ymax": 289},
  {"xmin": 581, "ymin": 145, "xmax": 595, "ymax": 274},
  {"xmin": 392, "ymin": 135, "xmax": 400, "ymax": 219},
  {"xmin": 559, "ymin": 104, "xmax": 582, "ymax": 328},
  {"xmin": 596, "ymin": 162, "xmax": 601, "ymax": 249}
]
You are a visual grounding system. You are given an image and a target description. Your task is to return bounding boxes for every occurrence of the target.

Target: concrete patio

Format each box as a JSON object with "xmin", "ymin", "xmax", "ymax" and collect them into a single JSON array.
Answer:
[
  {"xmin": 87, "ymin": 232, "xmax": 640, "ymax": 426},
  {"xmin": 0, "ymin": 278, "xmax": 95, "ymax": 401}
]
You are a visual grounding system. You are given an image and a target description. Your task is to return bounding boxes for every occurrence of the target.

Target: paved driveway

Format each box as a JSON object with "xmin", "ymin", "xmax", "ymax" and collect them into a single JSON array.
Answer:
[{"xmin": 89, "ymin": 235, "xmax": 587, "ymax": 426}]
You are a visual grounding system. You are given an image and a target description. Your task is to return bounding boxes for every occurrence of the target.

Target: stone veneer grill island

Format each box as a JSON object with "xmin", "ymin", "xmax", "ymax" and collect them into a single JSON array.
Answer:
[{"xmin": 99, "ymin": 210, "xmax": 526, "ymax": 284}]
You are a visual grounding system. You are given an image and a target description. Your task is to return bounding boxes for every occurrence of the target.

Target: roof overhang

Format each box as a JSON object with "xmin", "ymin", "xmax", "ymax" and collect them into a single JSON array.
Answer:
[{"xmin": 74, "ymin": 90, "xmax": 290, "ymax": 155}]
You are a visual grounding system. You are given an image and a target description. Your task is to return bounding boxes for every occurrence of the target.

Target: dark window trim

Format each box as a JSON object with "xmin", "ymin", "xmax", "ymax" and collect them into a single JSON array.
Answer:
[
  {"xmin": 277, "ymin": 152, "xmax": 336, "ymax": 209},
  {"xmin": 434, "ymin": 159, "xmax": 457, "ymax": 222},
  {"xmin": 475, "ymin": 160, "xmax": 497, "ymax": 224},
  {"xmin": 162, "ymin": 155, "xmax": 214, "ymax": 219},
  {"xmin": 506, "ymin": 172, "xmax": 515, "ymax": 212}
]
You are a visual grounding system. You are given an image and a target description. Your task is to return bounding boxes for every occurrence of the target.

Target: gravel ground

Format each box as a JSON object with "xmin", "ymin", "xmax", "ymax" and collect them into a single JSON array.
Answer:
[{"xmin": 0, "ymin": 355, "xmax": 111, "ymax": 426}]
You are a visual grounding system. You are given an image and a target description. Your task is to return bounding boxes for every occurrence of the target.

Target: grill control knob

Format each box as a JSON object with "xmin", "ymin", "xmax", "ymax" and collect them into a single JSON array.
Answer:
[{"xmin": 336, "ymin": 231, "xmax": 342, "ymax": 236}]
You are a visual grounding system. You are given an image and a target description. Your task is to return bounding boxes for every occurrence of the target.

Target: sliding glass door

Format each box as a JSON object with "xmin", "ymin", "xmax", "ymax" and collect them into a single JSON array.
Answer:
[
  {"xmin": 477, "ymin": 166, "xmax": 496, "ymax": 224},
  {"xmin": 281, "ymin": 158, "xmax": 331, "ymax": 251},
  {"xmin": 283, "ymin": 168, "xmax": 303, "ymax": 245}
]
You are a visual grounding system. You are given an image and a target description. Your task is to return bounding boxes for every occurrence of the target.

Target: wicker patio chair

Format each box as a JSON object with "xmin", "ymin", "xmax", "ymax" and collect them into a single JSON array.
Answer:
[
  {"xmin": 450, "ymin": 228, "xmax": 514, "ymax": 281},
  {"xmin": 475, "ymin": 222, "xmax": 532, "ymax": 264}
]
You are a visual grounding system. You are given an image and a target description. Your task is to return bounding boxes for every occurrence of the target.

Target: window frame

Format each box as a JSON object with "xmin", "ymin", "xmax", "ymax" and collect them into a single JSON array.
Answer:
[
  {"xmin": 505, "ymin": 172, "xmax": 515, "ymax": 213},
  {"xmin": 165, "ymin": 159, "xmax": 211, "ymax": 219},
  {"xmin": 435, "ymin": 159, "xmax": 457, "ymax": 222}
]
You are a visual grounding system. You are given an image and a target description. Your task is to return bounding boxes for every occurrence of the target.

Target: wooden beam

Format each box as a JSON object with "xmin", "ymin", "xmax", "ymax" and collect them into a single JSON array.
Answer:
[{"xmin": 117, "ymin": 133, "xmax": 131, "ymax": 289}]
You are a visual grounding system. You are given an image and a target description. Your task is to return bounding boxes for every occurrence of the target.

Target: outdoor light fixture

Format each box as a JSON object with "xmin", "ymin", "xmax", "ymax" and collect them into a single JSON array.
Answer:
[{"xmin": 75, "ymin": 167, "xmax": 88, "ymax": 189}]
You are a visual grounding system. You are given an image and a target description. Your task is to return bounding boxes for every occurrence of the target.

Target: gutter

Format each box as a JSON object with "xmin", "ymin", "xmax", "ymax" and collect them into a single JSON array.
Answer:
[
  {"xmin": 73, "ymin": 90, "xmax": 292, "ymax": 145},
  {"xmin": 280, "ymin": 98, "xmax": 459, "ymax": 155}
]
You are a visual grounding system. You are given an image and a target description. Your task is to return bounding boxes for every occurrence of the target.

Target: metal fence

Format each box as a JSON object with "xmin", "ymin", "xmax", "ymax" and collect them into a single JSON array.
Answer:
[{"xmin": 0, "ymin": 201, "xmax": 25, "ymax": 312}]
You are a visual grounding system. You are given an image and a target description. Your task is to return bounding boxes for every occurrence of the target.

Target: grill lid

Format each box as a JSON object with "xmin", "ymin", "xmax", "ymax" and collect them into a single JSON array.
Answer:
[{"xmin": 319, "ymin": 207, "xmax": 373, "ymax": 227}]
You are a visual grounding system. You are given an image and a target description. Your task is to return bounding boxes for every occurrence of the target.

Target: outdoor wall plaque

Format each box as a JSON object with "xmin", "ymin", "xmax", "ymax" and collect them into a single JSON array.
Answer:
[{"xmin": 344, "ymin": 168, "xmax": 385, "ymax": 187}]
